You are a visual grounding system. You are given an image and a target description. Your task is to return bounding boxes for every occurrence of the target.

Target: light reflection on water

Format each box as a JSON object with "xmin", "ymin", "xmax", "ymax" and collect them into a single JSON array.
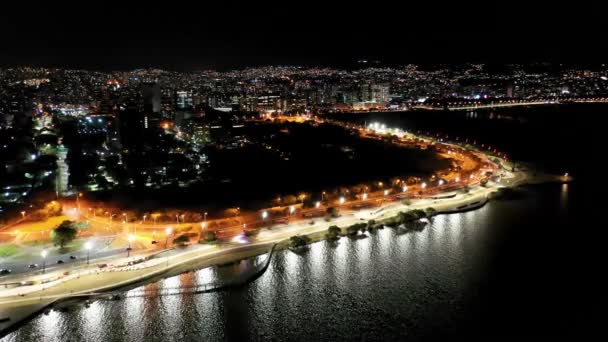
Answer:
[{"xmin": 2, "ymin": 189, "xmax": 570, "ymax": 341}]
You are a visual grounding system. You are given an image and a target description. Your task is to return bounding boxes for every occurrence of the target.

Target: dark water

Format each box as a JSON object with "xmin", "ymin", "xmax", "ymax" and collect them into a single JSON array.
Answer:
[{"xmin": 2, "ymin": 105, "xmax": 606, "ymax": 340}]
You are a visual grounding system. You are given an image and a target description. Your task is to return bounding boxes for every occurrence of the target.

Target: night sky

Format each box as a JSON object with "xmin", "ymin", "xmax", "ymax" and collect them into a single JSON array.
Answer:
[{"xmin": 1, "ymin": 1, "xmax": 606, "ymax": 71}]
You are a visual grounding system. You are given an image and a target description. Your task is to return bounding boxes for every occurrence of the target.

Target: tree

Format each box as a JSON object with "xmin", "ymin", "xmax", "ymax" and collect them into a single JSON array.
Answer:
[
  {"xmin": 51, "ymin": 220, "xmax": 78, "ymax": 249},
  {"xmin": 425, "ymin": 207, "xmax": 438, "ymax": 217},
  {"xmin": 289, "ymin": 235, "xmax": 310, "ymax": 248},
  {"xmin": 302, "ymin": 197, "xmax": 316, "ymax": 209},
  {"xmin": 346, "ymin": 223, "xmax": 366, "ymax": 235},
  {"xmin": 411, "ymin": 209, "xmax": 427, "ymax": 220},
  {"xmin": 44, "ymin": 201, "xmax": 63, "ymax": 217},
  {"xmin": 327, "ymin": 225, "xmax": 341, "ymax": 239},
  {"xmin": 202, "ymin": 231, "xmax": 216, "ymax": 242},
  {"xmin": 173, "ymin": 234, "xmax": 190, "ymax": 246},
  {"xmin": 326, "ymin": 207, "xmax": 338, "ymax": 218},
  {"xmin": 480, "ymin": 178, "xmax": 489, "ymax": 187}
]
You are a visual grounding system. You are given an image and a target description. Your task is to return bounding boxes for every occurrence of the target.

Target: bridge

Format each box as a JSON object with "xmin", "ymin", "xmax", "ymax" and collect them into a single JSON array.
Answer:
[{"xmin": 413, "ymin": 97, "xmax": 608, "ymax": 111}]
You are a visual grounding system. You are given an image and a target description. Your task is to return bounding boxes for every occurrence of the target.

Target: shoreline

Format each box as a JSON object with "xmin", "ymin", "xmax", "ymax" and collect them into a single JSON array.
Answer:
[{"xmin": 0, "ymin": 167, "xmax": 569, "ymax": 338}]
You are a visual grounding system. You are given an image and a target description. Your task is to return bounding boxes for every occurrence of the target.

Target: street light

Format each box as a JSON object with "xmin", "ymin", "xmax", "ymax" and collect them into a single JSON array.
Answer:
[
  {"xmin": 165, "ymin": 227, "xmax": 172, "ymax": 248},
  {"xmin": 20, "ymin": 211, "xmax": 26, "ymax": 219},
  {"xmin": 262, "ymin": 211, "xmax": 268, "ymax": 220},
  {"xmin": 384, "ymin": 190, "xmax": 389, "ymax": 196},
  {"xmin": 339, "ymin": 197, "xmax": 345, "ymax": 205},
  {"xmin": 438, "ymin": 180, "xmax": 444, "ymax": 186},
  {"xmin": 127, "ymin": 234, "xmax": 135, "ymax": 257},
  {"xmin": 41, "ymin": 249, "xmax": 48, "ymax": 273},
  {"xmin": 84, "ymin": 241, "xmax": 92, "ymax": 265},
  {"xmin": 142, "ymin": 215, "xmax": 147, "ymax": 223},
  {"xmin": 289, "ymin": 206, "xmax": 295, "ymax": 215},
  {"xmin": 315, "ymin": 201, "xmax": 321, "ymax": 208},
  {"xmin": 362, "ymin": 193, "xmax": 368, "ymax": 200},
  {"xmin": 402, "ymin": 186, "xmax": 408, "ymax": 192},
  {"xmin": 421, "ymin": 182, "xmax": 427, "ymax": 189},
  {"xmin": 77, "ymin": 192, "xmax": 83, "ymax": 211}
]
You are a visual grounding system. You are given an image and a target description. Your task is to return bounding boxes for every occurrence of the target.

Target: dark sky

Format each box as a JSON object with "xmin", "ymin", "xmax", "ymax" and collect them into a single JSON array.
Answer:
[{"xmin": 1, "ymin": 1, "xmax": 606, "ymax": 71}]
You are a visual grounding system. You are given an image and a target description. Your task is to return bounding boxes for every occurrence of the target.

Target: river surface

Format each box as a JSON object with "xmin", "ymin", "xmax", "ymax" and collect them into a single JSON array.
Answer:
[{"xmin": 2, "ymin": 104, "xmax": 605, "ymax": 340}]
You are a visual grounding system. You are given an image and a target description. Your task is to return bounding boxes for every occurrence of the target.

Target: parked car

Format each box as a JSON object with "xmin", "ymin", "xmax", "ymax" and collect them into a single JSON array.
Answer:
[
  {"xmin": 56, "ymin": 260, "xmax": 64, "ymax": 264},
  {"xmin": 69, "ymin": 255, "xmax": 77, "ymax": 260},
  {"xmin": 0, "ymin": 269, "xmax": 11, "ymax": 275}
]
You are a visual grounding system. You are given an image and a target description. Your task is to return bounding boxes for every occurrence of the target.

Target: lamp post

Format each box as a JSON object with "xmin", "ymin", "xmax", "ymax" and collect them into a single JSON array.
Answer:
[
  {"xmin": 315, "ymin": 201, "xmax": 321, "ymax": 208},
  {"xmin": 127, "ymin": 234, "xmax": 135, "ymax": 257},
  {"xmin": 41, "ymin": 249, "xmax": 48, "ymax": 274},
  {"xmin": 20, "ymin": 211, "xmax": 26, "ymax": 219},
  {"xmin": 339, "ymin": 197, "xmax": 345, "ymax": 205},
  {"xmin": 362, "ymin": 193, "xmax": 368, "ymax": 200},
  {"xmin": 84, "ymin": 241, "xmax": 92, "ymax": 265},
  {"xmin": 262, "ymin": 211, "xmax": 268, "ymax": 221},
  {"xmin": 289, "ymin": 206, "xmax": 295, "ymax": 216},
  {"xmin": 165, "ymin": 227, "xmax": 172, "ymax": 267},
  {"xmin": 165, "ymin": 227, "xmax": 172, "ymax": 248},
  {"xmin": 76, "ymin": 192, "xmax": 83, "ymax": 212}
]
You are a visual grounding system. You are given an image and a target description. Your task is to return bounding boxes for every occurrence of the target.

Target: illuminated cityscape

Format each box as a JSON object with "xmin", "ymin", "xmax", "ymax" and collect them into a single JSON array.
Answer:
[{"xmin": 0, "ymin": 3, "xmax": 604, "ymax": 341}]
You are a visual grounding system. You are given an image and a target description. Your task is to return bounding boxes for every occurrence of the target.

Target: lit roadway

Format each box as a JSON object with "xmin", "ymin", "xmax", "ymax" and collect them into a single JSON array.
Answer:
[{"xmin": 0, "ymin": 121, "xmax": 531, "ymax": 330}]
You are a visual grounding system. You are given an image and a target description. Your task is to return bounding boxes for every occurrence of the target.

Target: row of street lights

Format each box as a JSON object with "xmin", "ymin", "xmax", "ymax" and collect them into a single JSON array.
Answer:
[{"xmin": 39, "ymin": 240, "xmax": 94, "ymax": 274}]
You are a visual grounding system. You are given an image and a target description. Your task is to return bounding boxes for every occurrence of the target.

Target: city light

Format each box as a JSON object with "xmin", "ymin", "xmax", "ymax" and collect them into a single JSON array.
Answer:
[
  {"xmin": 289, "ymin": 206, "xmax": 295, "ymax": 214},
  {"xmin": 262, "ymin": 211, "xmax": 268, "ymax": 219},
  {"xmin": 421, "ymin": 182, "xmax": 427, "ymax": 189},
  {"xmin": 402, "ymin": 186, "xmax": 407, "ymax": 192},
  {"xmin": 85, "ymin": 241, "xmax": 93, "ymax": 264},
  {"xmin": 339, "ymin": 197, "xmax": 345, "ymax": 204},
  {"xmin": 384, "ymin": 190, "xmax": 389, "ymax": 196},
  {"xmin": 315, "ymin": 201, "xmax": 321, "ymax": 208},
  {"xmin": 41, "ymin": 249, "xmax": 48, "ymax": 273},
  {"xmin": 362, "ymin": 193, "xmax": 368, "ymax": 200},
  {"xmin": 438, "ymin": 180, "xmax": 444, "ymax": 186}
]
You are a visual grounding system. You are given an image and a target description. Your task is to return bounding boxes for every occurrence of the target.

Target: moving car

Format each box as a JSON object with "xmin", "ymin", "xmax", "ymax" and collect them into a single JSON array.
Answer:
[{"xmin": 0, "ymin": 269, "xmax": 11, "ymax": 275}]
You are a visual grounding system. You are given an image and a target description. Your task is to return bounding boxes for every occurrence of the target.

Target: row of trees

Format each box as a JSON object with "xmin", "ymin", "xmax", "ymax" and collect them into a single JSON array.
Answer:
[{"xmin": 289, "ymin": 235, "xmax": 311, "ymax": 248}]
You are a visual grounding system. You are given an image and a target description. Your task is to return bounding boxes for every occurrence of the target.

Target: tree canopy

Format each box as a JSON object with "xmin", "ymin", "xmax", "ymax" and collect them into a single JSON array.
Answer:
[{"xmin": 51, "ymin": 220, "xmax": 78, "ymax": 249}]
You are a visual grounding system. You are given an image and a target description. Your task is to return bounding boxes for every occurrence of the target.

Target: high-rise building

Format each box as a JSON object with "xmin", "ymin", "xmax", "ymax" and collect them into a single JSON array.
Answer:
[
  {"xmin": 117, "ymin": 106, "xmax": 146, "ymax": 152},
  {"xmin": 176, "ymin": 91, "xmax": 194, "ymax": 110},
  {"xmin": 372, "ymin": 84, "xmax": 390, "ymax": 104},
  {"xmin": 141, "ymin": 83, "xmax": 161, "ymax": 113}
]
